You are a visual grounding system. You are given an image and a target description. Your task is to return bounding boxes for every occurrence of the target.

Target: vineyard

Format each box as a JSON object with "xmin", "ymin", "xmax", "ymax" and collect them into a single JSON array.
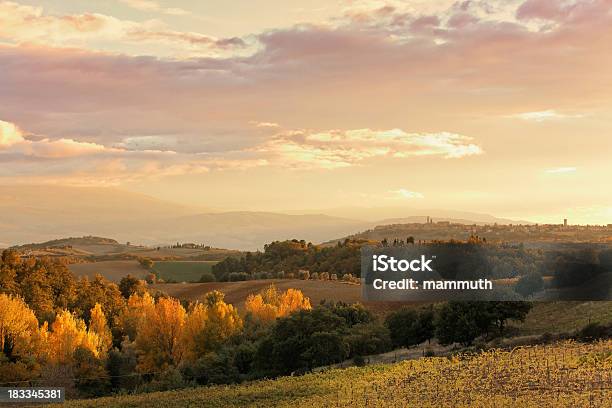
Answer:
[{"xmin": 58, "ymin": 340, "xmax": 611, "ymax": 407}]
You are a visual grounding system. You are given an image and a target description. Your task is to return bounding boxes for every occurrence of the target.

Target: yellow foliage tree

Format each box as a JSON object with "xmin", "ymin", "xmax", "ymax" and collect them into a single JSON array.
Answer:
[
  {"xmin": 0, "ymin": 294, "xmax": 40, "ymax": 357},
  {"xmin": 115, "ymin": 292, "xmax": 155, "ymax": 341},
  {"xmin": 89, "ymin": 303, "xmax": 112, "ymax": 357},
  {"xmin": 179, "ymin": 291, "xmax": 242, "ymax": 361},
  {"xmin": 47, "ymin": 310, "xmax": 101, "ymax": 365},
  {"xmin": 245, "ymin": 285, "xmax": 311, "ymax": 324},
  {"xmin": 278, "ymin": 288, "xmax": 312, "ymax": 317},
  {"xmin": 134, "ymin": 296, "xmax": 186, "ymax": 372}
]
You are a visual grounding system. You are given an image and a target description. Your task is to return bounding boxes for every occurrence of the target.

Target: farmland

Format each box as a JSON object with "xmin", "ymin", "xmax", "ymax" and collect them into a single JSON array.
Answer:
[
  {"xmin": 68, "ymin": 260, "xmax": 148, "ymax": 281},
  {"xmin": 152, "ymin": 261, "xmax": 218, "ymax": 283},
  {"xmin": 57, "ymin": 340, "xmax": 612, "ymax": 407},
  {"xmin": 151, "ymin": 279, "xmax": 362, "ymax": 310}
]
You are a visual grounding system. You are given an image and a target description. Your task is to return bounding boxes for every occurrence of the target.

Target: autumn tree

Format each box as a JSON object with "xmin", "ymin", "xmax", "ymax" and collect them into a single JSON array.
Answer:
[
  {"xmin": 0, "ymin": 294, "xmax": 39, "ymax": 358},
  {"xmin": 135, "ymin": 297, "xmax": 186, "ymax": 372},
  {"xmin": 88, "ymin": 303, "xmax": 112, "ymax": 357},
  {"xmin": 115, "ymin": 292, "xmax": 155, "ymax": 341},
  {"xmin": 180, "ymin": 291, "xmax": 242, "ymax": 361},
  {"xmin": 72, "ymin": 275, "xmax": 125, "ymax": 327},
  {"xmin": 245, "ymin": 285, "xmax": 311, "ymax": 325},
  {"xmin": 118, "ymin": 275, "xmax": 146, "ymax": 299},
  {"xmin": 47, "ymin": 311, "xmax": 101, "ymax": 365}
]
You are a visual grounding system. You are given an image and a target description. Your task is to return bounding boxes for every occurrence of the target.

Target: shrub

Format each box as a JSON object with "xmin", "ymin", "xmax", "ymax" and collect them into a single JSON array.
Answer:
[
  {"xmin": 181, "ymin": 351, "xmax": 240, "ymax": 386},
  {"xmin": 310, "ymin": 272, "xmax": 319, "ymax": 280},
  {"xmin": 119, "ymin": 274, "xmax": 146, "ymax": 298},
  {"xmin": 345, "ymin": 323, "xmax": 392, "ymax": 357},
  {"xmin": 353, "ymin": 355, "xmax": 366, "ymax": 367},
  {"xmin": 199, "ymin": 272, "xmax": 216, "ymax": 282},
  {"xmin": 576, "ymin": 323, "xmax": 612, "ymax": 342},
  {"xmin": 330, "ymin": 274, "xmax": 338, "ymax": 281},
  {"xmin": 514, "ymin": 272, "xmax": 544, "ymax": 298},
  {"xmin": 298, "ymin": 270, "xmax": 310, "ymax": 280},
  {"xmin": 254, "ymin": 272, "xmax": 270, "ymax": 280},
  {"xmin": 319, "ymin": 272, "xmax": 330, "ymax": 280},
  {"xmin": 138, "ymin": 258, "xmax": 154, "ymax": 270},
  {"xmin": 145, "ymin": 272, "xmax": 157, "ymax": 284},
  {"xmin": 385, "ymin": 307, "xmax": 434, "ymax": 348},
  {"xmin": 228, "ymin": 272, "xmax": 250, "ymax": 282}
]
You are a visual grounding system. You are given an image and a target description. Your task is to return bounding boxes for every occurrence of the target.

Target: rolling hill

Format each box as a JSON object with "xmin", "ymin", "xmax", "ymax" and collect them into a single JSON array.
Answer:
[{"xmin": 0, "ymin": 185, "xmax": 531, "ymax": 250}]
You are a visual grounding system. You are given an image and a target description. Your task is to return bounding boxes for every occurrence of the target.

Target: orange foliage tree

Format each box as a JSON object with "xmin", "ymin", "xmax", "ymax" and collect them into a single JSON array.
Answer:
[
  {"xmin": 245, "ymin": 285, "xmax": 311, "ymax": 324},
  {"xmin": 115, "ymin": 292, "xmax": 155, "ymax": 341},
  {"xmin": 179, "ymin": 291, "xmax": 242, "ymax": 361},
  {"xmin": 134, "ymin": 297, "xmax": 186, "ymax": 372}
]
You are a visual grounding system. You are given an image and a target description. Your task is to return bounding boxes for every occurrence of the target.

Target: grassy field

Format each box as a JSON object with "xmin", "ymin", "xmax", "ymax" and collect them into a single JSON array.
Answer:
[
  {"xmin": 513, "ymin": 301, "xmax": 612, "ymax": 335},
  {"xmin": 68, "ymin": 260, "xmax": 148, "ymax": 282},
  {"xmin": 57, "ymin": 340, "xmax": 612, "ymax": 407},
  {"xmin": 152, "ymin": 261, "xmax": 218, "ymax": 283}
]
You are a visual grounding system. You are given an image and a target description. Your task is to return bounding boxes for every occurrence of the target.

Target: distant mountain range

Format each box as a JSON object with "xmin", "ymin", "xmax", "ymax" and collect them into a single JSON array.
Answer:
[{"xmin": 0, "ymin": 185, "xmax": 531, "ymax": 250}]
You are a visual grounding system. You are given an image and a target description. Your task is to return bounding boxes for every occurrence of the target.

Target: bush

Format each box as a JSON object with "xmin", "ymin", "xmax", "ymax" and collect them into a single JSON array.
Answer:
[
  {"xmin": 298, "ymin": 270, "xmax": 310, "ymax": 280},
  {"xmin": 276, "ymin": 271, "xmax": 285, "ymax": 279},
  {"xmin": 119, "ymin": 274, "xmax": 146, "ymax": 299},
  {"xmin": 330, "ymin": 274, "xmax": 338, "ymax": 281},
  {"xmin": 345, "ymin": 323, "xmax": 392, "ymax": 357},
  {"xmin": 228, "ymin": 272, "xmax": 250, "ymax": 282},
  {"xmin": 514, "ymin": 272, "xmax": 544, "ymax": 298},
  {"xmin": 199, "ymin": 272, "xmax": 216, "ymax": 282},
  {"xmin": 319, "ymin": 272, "xmax": 330, "ymax": 280},
  {"xmin": 254, "ymin": 272, "xmax": 270, "ymax": 280},
  {"xmin": 181, "ymin": 351, "xmax": 240, "ymax": 385},
  {"xmin": 435, "ymin": 301, "xmax": 532, "ymax": 346},
  {"xmin": 385, "ymin": 307, "xmax": 434, "ymax": 348},
  {"xmin": 310, "ymin": 272, "xmax": 319, "ymax": 280},
  {"xmin": 138, "ymin": 258, "xmax": 154, "ymax": 270},
  {"xmin": 435, "ymin": 302, "xmax": 486, "ymax": 346},
  {"xmin": 576, "ymin": 323, "xmax": 612, "ymax": 342},
  {"xmin": 254, "ymin": 308, "xmax": 349, "ymax": 376},
  {"xmin": 145, "ymin": 272, "xmax": 157, "ymax": 284},
  {"xmin": 138, "ymin": 368, "xmax": 192, "ymax": 393},
  {"xmin": 353, "ymin": 355, "xmax": 366, "ymax": 367}
]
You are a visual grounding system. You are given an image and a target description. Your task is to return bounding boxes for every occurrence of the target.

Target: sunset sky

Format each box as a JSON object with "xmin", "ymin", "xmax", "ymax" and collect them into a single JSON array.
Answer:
[{"xmin": 1, "ymin": 0, "xmax": 611, "ymax": 224}]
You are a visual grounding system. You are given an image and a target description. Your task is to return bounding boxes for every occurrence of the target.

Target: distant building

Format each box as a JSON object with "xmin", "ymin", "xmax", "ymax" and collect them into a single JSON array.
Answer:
[{"xmin": 564, "ymin": 218, "xmax": 568, "ymax": 227}]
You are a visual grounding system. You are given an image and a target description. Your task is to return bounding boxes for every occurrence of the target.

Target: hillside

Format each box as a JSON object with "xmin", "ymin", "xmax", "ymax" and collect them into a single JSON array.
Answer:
[
  {"xmin": 0, "ymin": 185, "xmax": 200, "ymax": 246},
  {"xmin": 329, "ymin": 222, "xmax": 612, "ymax": 245},
  {"xmin": 55, "ymin": 340, "xmax": 612, "ymax": 407},
  {"xmin": 0, "ymin": 186, "xmax": 365, "ymax": 250},
  {"xmin": 0, "ymin": 185, "xmax": 535, "ymax": 250}
]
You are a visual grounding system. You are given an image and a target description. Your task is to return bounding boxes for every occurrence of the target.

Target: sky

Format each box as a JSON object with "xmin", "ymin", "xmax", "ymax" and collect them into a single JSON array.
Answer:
[{"xmin": 0, "ymin": 0, "xmax": 611, "ymax": 224}]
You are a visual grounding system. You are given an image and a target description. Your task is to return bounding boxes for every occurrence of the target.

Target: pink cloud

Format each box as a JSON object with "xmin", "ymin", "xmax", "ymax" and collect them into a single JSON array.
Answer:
[{"xmin": 0, "ymin": 0, "xmax": 610, "ymax": 170}]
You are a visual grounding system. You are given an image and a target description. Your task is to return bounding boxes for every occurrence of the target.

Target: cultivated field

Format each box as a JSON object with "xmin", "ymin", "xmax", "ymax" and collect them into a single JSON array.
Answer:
[
  {"xmin": 68, "ymin": 260, "xmax": 148, "ymax": 281},
  {"xmin": 151, "ymin": 279, "xmax": 362, "ymax": 310},
  {"xmin": 152, "ymin": 261, "xmax": 217, "ymax": 283},
  {"xmin": 57, "ymin": 340, "xmax": 612, "ymax": 407},
  {"xmin": 151, "ymin": 279, "xmax": 612, "ymax": 327}
]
